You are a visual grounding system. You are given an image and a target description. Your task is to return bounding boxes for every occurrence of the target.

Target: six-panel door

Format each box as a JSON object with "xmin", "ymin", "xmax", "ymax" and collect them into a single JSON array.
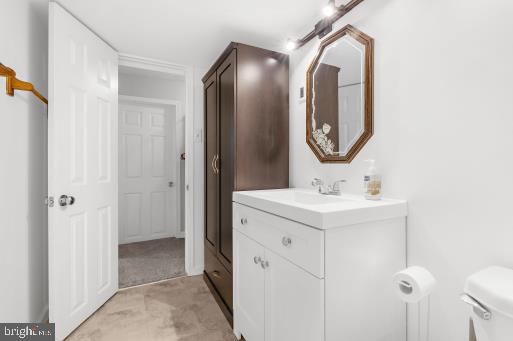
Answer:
[
  {"xmin": 48, "ymin": 3, "xmax": 118, "ymax": 339},
  {"xmin": 118, "ymin": 103, "xmax": 177, "ymax": 244}
]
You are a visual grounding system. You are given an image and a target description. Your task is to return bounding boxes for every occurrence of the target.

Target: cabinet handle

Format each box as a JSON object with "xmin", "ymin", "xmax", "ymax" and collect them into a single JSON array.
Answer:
[
  {"xmin": 211, "ymin": 155, "xmax": 217, "ymax": 174},
  {"xmin": 260, "ymin": 260, "xmax": 269, "ymax": 269},
  {"xmin": 211, "ymin": 270, "xmax": 222, "ymax": 279},
  {"xmin": 240, "ymin": 218, "xmax": 248, "ymax": 225},
  {"xmin": 214, "ymin": 154, "xmax": 220, "ymax": 173},
  {"xmin": 253, "ymin": 256, "xmax": 261, "ymax": 265},
  {"xmin": 282, "ymin": 236, "xmax": 292, "ymax": 247}
]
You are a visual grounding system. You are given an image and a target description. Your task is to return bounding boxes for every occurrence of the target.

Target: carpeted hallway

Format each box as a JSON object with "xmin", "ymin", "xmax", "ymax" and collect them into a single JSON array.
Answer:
[
  {"xmin": 119, "ymin": 237, "xmax": 186, "ymax": 288},
  {"xmin": 66, "ymin": 276, "xmax": 237, "ymax": 341}
]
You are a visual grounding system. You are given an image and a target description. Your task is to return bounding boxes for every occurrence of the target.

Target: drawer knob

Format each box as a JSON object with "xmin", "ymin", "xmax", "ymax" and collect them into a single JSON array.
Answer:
[
  {"xmin": 260, "ymin": 260, "xmax": 269, "ymax": 269},
  {"xmin": 253, "ymin": 256, "xmax": 261, "ymax": 264},
  {"xmin": 241, "ymin": 218, "xmax": 248, "ymax": 225},
  {"xmin": 282, "ymin": 236, "xmax": 292, "ymax": 247}
]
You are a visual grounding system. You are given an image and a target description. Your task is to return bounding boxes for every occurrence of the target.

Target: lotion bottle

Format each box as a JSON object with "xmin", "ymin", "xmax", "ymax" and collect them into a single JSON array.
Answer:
[{"xmin": 364, "ymin": 159, "xmax": 382, "ymax": 200}]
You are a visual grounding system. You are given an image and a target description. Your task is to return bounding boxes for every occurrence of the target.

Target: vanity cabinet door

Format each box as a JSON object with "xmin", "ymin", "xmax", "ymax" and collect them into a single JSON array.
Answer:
[
  {"xmin": 264, "ymin": 249, "xmax": 324, "ymax": 341},
  {"xmin": 234, "ymin": 230, "xmax": 265, "ymax": 341}
]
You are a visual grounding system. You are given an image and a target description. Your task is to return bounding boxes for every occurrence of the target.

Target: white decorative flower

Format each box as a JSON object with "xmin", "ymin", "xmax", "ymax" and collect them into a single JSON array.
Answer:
[
  {"xmin": 322, "ymin": 123, "xmax": 331, "ymax": 134},
  {"xmin": 312, "ymin": 128, "xmax": 335, "ymax": 155}
]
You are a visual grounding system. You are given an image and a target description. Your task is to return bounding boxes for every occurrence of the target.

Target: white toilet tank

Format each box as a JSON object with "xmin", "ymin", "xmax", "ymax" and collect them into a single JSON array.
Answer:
[{"xmin": 463, "ymin": 266, "xmax": 513, "ymax": 341}]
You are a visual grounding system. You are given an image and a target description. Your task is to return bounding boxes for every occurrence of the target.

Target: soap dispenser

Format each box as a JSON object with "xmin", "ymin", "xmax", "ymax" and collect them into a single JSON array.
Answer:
[{"xmin": 364, "ymin": 160, "xmax": 382, "ymax": 200}]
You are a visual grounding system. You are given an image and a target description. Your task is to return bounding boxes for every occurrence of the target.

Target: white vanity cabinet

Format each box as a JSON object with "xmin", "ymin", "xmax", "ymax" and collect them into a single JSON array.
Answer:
[
  {"xmin": 232, "ymin": 189, "xmax": 408, "ymax": 341},
  {"xmin": 234, "ymin": 230, "xmax": 324, "ymax": 341}
]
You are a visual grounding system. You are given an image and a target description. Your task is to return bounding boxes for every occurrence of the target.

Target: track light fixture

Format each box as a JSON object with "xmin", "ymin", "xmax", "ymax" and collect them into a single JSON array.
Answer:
[
  {"xmin": 322, "ymin": 0, "xmax": 336, "ymax": 17},
  {"xmin": 285, "ymin": 0, "xmax": 365, "ymax": 52},
  {"xmin": 285, "ymin": 39, "xmax": 297, "ymax": 51}
]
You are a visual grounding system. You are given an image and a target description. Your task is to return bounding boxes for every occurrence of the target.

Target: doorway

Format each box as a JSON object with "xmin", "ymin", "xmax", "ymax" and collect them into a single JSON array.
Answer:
[{"xmin": 117, "ymin": 64, "xmax": 186, "ymax": 288}]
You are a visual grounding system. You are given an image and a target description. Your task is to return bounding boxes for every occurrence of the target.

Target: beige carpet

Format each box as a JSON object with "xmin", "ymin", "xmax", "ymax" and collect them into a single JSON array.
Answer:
[
  {"xmin": 119, "ymin": 237, "xmax": 186, "ymax": 288},
  {"xmin": 67, "ymin": 276, "xmax": 237, "ymax": 341}
]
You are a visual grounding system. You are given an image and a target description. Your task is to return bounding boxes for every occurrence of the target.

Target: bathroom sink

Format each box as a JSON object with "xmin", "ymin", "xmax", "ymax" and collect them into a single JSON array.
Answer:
[
  {"xmin": 233, "ymin": 188, "xmax": 407, "ymax": 229},
  {"xmin": 259, "ymin": 190, "xmax": 352, "ymax": 205}
]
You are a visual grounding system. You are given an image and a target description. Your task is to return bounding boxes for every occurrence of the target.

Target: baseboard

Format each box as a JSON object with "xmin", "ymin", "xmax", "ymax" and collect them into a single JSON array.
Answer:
[
  {"xmin": 175, "ymin": 231, "xmax": 185, "ymax": 238},
  {"xmin": 186, "ymin": 264, "xmax": 204, "ymax": 276},
  {"xmin": 38, "ymin": 305, "xmax": 49, "ymax": 323},
  {"xmin": 119, "ymin": 233, "xmax": 175, "ymax": 245}
]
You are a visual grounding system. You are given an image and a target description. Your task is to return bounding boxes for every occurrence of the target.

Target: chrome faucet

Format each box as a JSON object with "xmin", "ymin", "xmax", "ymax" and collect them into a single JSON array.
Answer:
[
  {"xmin": 312, "ymin": 178, "xmax": 327, "ymax": 194},
  {"xmin": 312, "ymin": 178, "xmax": 346, "ymax": 195}
]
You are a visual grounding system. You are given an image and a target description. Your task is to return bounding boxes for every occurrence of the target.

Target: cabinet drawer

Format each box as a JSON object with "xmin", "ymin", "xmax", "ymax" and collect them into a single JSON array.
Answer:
[
  {"xmin": 205, "ymin": 247, "xmax": 233, "ymax": 310},
  {"xmin": 233, "ymin": 202, "xmax": 324, "ymax": 278}
]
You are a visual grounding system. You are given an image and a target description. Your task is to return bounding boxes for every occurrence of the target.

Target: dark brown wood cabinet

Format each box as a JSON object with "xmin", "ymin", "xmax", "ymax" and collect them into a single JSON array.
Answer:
[{"xmin": 203, "ymin": 43, "xmax": 289, "ymax": 323}]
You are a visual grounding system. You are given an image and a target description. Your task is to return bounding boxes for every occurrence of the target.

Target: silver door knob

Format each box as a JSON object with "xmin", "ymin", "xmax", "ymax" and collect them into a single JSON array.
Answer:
[
  {"xmin": 240, "ymin": 218, "xmax": 248, "ymax": 225},
  {"xmin": 282, "ymin": 236, "xmax": 292, "ymax": 247},
  {"xmin": 59, "ymin": 194, "xmax": 75, "ymax": 207}
]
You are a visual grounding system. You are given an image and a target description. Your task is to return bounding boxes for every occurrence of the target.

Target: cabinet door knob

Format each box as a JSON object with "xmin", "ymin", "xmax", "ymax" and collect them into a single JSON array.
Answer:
[
  {"xmin": 240, "ymin": 218, "xmax": 248, "ymax": 225},
  {"xmin": 260, "ymin": 260, "xmax": 269, "ymax": 269},
  {"xmin": 211, "ymin": 270, "xmax": 222, "ymax": 279},
  {"xmin": 282, "ymin": 236, "xmax": 292, "ymax": 247},
  {"xmin": 253, "ymin": 256, "xmax": 261, "ymax": 264}
]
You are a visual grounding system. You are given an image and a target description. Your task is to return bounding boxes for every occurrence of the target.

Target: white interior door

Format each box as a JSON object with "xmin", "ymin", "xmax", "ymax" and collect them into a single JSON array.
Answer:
[
  {"xmin": 118, "ymin": 102, "xmax": 177, "ymax": 244},
  {"xmin": 48, "ymin": 3, "xmax": 118, "ymax": 340}
]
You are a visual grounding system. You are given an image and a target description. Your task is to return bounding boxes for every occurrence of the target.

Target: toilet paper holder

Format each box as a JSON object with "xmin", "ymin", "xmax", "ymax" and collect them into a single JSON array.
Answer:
[
  {"xmin": 460, "ymin": 294, "xmax": 492, "ymax": 321},
  {"xmin": 398, "ymin": 280, "xmax": 413, "ymax": 295}
]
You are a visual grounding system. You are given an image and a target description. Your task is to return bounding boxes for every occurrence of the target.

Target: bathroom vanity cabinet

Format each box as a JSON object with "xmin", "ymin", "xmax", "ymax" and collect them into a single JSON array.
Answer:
[
  {"xmin": 232, "ymin": 189, "xmax": 408, "ymax": 341},
  {"xmin": 203, "ymin": 43, "xmax": 289, "ymax": 323}
]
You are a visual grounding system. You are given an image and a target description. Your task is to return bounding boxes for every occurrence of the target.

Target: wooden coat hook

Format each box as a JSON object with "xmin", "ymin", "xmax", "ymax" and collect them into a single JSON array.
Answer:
[{"xmin": 0, "ymin": 62, "xmax": 48, "ymax": 104}]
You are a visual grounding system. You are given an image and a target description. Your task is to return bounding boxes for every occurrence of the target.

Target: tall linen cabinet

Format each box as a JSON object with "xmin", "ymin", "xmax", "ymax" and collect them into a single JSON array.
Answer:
[{"xmin": 203, "ymin": 42, "xmax": 289, "ymax": 322}]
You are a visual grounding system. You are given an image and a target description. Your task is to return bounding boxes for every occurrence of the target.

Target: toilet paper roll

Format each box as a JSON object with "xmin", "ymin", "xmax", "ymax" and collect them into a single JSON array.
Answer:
[{"xmin": 393, "ymin": 266, "xmax": 436, "ymax": 303}]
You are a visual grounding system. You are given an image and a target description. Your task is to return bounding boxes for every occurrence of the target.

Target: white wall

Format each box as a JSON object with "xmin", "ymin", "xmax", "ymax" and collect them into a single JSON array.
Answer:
[
  {"xmin": 0, "ymin": 0, "xmax": 48, "ymax": 322},
  {"xmin": 191, "ymin": 67, "xmax": 207, "ymax": 275},
  {"xmin": 290, "ymin": 0, "xmax": 513, "ymax": 340},
  {"xmin": 119, "ymin": 73, "xmax": 185, "ymax": 111}
]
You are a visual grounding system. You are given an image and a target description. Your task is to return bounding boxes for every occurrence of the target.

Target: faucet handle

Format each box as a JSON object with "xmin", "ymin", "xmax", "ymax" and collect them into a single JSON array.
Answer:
[
  {"xmin": 332, "ymin": 179, "xmax": 347, "ymax": 194},
  {"xmin": 312, "ymin": 178, "xmax": 324, "ymax": 186}
]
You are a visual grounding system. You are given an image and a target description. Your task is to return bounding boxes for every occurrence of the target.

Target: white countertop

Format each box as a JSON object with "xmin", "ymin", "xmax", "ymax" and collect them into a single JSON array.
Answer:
[{"xmin": 233, "ymin": 188, "xmax": 408, "ymax": 229}]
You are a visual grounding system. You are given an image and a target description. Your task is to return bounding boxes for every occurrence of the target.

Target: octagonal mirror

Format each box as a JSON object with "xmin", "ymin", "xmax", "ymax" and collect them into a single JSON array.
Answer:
[{"xmin": 306, "ymin": 25, "xmax": 374, "ymax": 163}]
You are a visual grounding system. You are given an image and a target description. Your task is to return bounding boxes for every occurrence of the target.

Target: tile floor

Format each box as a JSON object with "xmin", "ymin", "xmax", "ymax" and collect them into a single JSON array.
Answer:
[{"xmin": 67, "ymin": 276, "xmax": 237, "ymax": 341}]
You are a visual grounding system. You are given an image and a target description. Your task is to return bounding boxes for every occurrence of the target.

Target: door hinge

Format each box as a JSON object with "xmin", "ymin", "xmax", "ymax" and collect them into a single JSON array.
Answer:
[{"xmin": 45, "ymin": 196, "xmax": 55, "ymax": 207}]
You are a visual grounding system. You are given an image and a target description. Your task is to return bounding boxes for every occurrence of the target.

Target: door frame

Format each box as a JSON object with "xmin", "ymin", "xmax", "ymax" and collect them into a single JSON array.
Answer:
[
  {"xmin": 118, "ymin": 95, "xmax": 182, "ymax": 242},
  {"xmin": 118, "ymin": 54, "xmax": 197, "ymax": 275}
]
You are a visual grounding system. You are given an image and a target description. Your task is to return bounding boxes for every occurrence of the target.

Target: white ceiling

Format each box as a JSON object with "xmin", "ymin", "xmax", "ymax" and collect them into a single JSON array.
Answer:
[{"xmin": 56, "ymin": 0, "xmax": 347, "ymax": 68}]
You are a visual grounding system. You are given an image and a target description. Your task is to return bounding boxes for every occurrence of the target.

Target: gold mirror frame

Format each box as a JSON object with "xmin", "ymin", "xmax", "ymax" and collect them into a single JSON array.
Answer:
[{"xmin": 306, "ymin": 24, "xmax": 374, "ymax": 163}]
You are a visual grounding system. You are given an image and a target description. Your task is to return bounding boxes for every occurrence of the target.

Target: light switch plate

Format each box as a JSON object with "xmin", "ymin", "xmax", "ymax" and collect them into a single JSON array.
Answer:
[
  {"xmin": 299, "ymin": 85, "xmax": 306, "ymax": 103},
  {"xmin": 194, "ymin": 128, "xmax": 203, "ymax": 143}
]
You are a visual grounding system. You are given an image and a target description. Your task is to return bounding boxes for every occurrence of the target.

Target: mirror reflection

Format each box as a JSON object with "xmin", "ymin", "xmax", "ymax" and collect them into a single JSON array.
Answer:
[
  {"xmin": 311, "ymin": 35, "xmax": 365, "ymax": 156},
  {"xmin": 306, "ymin": 25, "xmax": 373, "ymax": 163}
]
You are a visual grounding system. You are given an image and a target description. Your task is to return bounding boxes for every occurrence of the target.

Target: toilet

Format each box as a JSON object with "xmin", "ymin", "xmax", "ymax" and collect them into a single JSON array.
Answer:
[{"xmin": 462, "ymin": 266, "xmax": 513, "ymax": 341}]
